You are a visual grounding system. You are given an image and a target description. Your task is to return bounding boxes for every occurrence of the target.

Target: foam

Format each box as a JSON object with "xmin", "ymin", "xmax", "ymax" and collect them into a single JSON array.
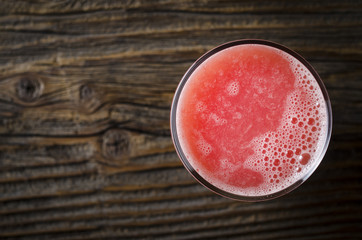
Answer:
[
  {"xmin": 209, "ymin": 113, "xmax": 227, "ymax": 126},
  {"xmin": 239, "ymin": 48, "xmax": 329, "ymax": 196},
  {"xmin": 196, "ymin": 136, "xmax": 212, "ymax": 156},
  {"xmin": 227, "ymin": 81, "xmax": 240, "ymax": 96}
]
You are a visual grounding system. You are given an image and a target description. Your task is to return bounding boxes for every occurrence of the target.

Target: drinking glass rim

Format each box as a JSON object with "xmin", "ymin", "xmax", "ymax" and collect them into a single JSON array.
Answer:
[{"xmin": 170, "ymin": 39, "xmax": 333, "ymax": 202}]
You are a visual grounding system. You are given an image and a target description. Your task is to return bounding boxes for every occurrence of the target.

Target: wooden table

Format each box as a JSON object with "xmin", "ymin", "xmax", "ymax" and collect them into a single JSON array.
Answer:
[{"xmin": 0, "ymin": 1, "xmax": 361, "ymax": 239}]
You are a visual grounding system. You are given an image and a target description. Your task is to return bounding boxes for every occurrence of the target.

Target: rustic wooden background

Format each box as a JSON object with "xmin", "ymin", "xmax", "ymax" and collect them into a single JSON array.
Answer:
[{"xmin": 0, "ymin": 0, "xmax": 361, "ymax": 239}]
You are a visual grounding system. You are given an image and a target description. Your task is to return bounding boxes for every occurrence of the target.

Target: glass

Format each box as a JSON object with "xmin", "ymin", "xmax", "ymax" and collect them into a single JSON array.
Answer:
[{"xmin": 170, "ymin": 39, "xmax": 332, "ymax": 201}]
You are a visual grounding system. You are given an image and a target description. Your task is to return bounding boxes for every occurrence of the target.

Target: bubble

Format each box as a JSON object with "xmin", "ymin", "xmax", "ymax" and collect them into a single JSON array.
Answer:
[
  {"xmin": 273, "ymin": 159, "xmax": 280, "ymax": 166},
  {"xmin": 308, "ymin": 118, "xmax": 315, "ymax": 125},
  {"xmin": 286, "ymin": 150, "xmax": 294, "ymax": 158},
  {"xmin": 295, "ymin": 148, "xmax": 301, "ymax": 155},
  {"xmin": 299, "ymin": 153, "xmax": 311, "ymax": 165}
]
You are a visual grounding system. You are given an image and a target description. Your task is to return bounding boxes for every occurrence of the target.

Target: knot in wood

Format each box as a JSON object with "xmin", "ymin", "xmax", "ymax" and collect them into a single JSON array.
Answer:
[
  {"xmin": 79, "ymin": 84, "xmax": 93, "ymax": 100},
  {"xmin": 16, "ymin": 77, "xmax": 43, "ymax": 102},
  {"xmin": 102, "ymin": 129, "xmax": 130, "ymax": 162}
]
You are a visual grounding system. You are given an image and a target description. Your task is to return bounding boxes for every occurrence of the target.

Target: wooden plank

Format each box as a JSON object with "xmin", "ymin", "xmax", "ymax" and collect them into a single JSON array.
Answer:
[{"xmin": 0, "ymin": 0, "xmax": 361, "ymax": 239}]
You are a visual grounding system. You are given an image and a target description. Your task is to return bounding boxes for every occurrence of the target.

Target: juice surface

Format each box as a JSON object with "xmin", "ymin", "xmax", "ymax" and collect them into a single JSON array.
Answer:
[{"xmin": 176, "ymin": 44, "xmax": 328, "ymax": 196}]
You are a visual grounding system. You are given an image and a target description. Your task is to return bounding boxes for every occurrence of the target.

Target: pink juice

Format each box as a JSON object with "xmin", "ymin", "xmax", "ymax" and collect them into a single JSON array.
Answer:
[{"xmin": 171, "ymin": 40, "xmax": 331, "ymax": 200}]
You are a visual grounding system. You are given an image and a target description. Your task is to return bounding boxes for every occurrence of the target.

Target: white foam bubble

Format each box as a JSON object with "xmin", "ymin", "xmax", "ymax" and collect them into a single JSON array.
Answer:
[
  {"xmin": 227, "ymin": 81, "xmax": 239, "ymax": 96},
  {"xmin": 196, "ymin": 136, "xmax": 212, "ymax": 156},
  {"xmin": 209, "ymin": 113, "xmax": 227, "ymax": 126}
]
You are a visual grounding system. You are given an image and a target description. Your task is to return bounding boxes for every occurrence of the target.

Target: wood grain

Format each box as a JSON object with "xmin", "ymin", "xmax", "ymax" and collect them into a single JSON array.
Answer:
[{"xmin": 0, "ymin": 0, "xmax": 361, "ymax": 239}]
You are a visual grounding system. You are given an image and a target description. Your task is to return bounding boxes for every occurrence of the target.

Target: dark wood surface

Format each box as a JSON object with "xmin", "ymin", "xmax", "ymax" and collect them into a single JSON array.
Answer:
[{"xmin": 0, "ymin": 1, "xmax": 361, "ymax": 239}]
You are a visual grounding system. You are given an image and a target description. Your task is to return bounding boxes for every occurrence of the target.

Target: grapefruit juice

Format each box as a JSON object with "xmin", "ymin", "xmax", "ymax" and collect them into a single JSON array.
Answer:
[{"xmin": 171, "ymin": 40, "xmax": 332, "ymax": 201}]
